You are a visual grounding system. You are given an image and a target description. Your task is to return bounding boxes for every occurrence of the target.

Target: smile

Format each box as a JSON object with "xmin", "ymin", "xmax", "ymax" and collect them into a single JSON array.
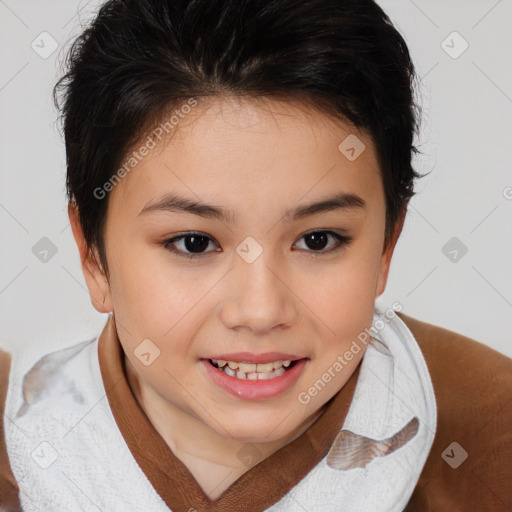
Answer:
[
  {"xmin": 209, "ymin": 358, "xmax": 297, "ymax": 380},
  {"xmin": 201, "ymin": 357, "xmax": 308, "ymax": 400}
]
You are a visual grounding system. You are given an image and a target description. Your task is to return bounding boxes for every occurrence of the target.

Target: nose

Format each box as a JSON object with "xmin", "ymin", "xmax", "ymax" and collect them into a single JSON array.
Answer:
[{"xmin": 219, "ymin": 249, "xmax": 299, "ymax": 335}]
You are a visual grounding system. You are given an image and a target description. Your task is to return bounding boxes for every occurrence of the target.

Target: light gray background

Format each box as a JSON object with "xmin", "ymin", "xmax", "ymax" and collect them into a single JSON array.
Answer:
[{"xmin": 1, "ymin": 0, "xmax": 511, "ymax": 359}]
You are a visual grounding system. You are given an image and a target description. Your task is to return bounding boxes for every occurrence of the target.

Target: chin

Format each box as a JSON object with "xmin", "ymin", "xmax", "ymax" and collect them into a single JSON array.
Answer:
[{"xmin": 213, "ymin": 415, "xmax": 297, "ymax": 444}]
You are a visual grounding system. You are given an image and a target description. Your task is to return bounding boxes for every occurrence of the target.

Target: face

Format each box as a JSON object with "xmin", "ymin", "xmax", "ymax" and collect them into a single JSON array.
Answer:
[{"xmin": 72, "ymin": 96, "xmax": 402, "ymax": 445}]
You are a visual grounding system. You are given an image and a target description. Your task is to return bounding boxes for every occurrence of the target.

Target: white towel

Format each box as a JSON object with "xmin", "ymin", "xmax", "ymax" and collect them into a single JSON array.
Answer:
[
  {"xmin": 4, "ymin": 304, "xmax": 436, "ymax": 511},
  {"xmin": 266, "ymin": 304, "xmax": 437, "ymax": 511}
]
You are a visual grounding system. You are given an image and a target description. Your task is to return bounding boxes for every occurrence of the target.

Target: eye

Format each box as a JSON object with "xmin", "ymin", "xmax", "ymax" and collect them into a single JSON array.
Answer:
[
  {"xmin": 163, "ymin": 232, "xmax": 220, "ymax": 260},
  {"xmin": 293, "ymin": 230, "xmax": 353, "ymax": 256},
  {"xmin": 162, "ymin": 230, "xmax": 353, "ymax": 260}
]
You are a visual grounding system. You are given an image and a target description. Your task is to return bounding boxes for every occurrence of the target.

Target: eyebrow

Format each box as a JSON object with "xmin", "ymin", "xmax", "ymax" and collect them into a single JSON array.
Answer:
[{"xmin": 138, "ymin": 192, "xmax": 366, "ymax": 223}]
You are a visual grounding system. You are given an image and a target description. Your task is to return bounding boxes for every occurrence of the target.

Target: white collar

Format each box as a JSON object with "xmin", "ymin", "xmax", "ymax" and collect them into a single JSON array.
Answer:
[{"xmin": 271, "ymin": 305, "xmax": 437, "ymax": 512}]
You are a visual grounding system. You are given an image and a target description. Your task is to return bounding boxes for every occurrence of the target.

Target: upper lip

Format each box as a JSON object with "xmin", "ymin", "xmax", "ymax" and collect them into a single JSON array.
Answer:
[{"xmin": 204, "ymin": 352, "xmax": 305, "ymax": 364}]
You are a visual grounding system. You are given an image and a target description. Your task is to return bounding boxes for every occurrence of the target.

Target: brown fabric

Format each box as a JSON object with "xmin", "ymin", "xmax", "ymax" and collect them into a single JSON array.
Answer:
[
  {"xmin": 98, "ymin": 315, "xmax": 361, "ymax": 512},
  {"xmin": 399, "ymin": 312, "xmax": 512, "ymax": 512},
  {"xmin": 0, "ymin": 348, "xmax": 21, "ymax": 512}
]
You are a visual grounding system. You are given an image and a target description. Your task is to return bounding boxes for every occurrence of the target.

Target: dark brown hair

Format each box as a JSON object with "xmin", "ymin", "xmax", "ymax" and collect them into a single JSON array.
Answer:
[{"xmin": 54, "ymin": 0, "xmax": 425, "ymax": 277}]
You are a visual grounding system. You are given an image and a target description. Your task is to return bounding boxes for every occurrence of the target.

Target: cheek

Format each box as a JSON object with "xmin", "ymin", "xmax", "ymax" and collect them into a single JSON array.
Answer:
[
  {"xmin": 299, "ymin": 238, "xmax": 382, "ymax": 345},
  {"xmin": 106, "ymin": 241, "xmax": 174, "ymax": 331},
  {"xmin": 107, "ymin": 241, "xmax": 214, "ymax": 355}
]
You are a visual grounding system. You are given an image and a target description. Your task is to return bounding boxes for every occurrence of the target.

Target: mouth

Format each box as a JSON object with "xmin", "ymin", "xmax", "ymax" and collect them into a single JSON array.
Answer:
[
  {"xmin": 200, "ymin": 355, "xmax": 308, "ymax": 400},
  {"xmin": 207, "ymin": 358, "xmax": 300, "ymax": 380}
]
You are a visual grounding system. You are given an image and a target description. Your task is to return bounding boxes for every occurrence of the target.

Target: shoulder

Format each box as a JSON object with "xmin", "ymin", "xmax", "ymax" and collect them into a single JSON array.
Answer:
[
  {"xmin": 0, "ymin": 337, "xmax": 104, "ymax": 510},
  {"xmin": 397, "ymin": 312, "xmax": 512, "ymax": 511},
  {"xmin": 0, "ymin": 347, "xmax": 21, "ymax": 511},
  {"xmin": 10, "ymin": 337, "xmax": 99, "ymax": 421}
]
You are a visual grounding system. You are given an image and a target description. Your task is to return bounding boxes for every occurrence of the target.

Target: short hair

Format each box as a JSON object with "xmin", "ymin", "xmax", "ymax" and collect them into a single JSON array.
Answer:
[{"xmin": 54, "ymin": 0, "xmax": 425, "ymax": 278}]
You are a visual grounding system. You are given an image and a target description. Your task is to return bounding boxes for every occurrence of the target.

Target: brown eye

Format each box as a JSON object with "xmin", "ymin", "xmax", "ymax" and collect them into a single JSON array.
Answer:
[
  {"xmin": 294, "ymin": 230, "xmax": 353, "ymax": 255},
  {"xmin": 163, "ymin": 230, "xmax": 353, "ymax": 261},
  {"xmin": 303, "ymin": 232, "xmax": 329, "ymax": 251},
  {"xmin": 163, "ymin": 232, "xmax": 220, "ymax": 259}
]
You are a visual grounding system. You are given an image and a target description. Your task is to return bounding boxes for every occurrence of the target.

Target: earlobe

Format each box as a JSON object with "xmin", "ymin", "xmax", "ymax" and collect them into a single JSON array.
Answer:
[{"xmin": 68, "ymin": 202, "xmax": 113, "ymax": 313}]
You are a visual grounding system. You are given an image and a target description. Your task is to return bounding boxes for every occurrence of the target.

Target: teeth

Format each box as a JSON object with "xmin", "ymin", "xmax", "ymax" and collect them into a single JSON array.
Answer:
[
  {"xmin": 224, "ymin": 366, "xmax": 236, "ymax": 377},
  {"xmin": 238, "ymin": 362, "xmax": 256, "ymax": 373},
  {"xmin": 256, "ymin": 362, "xmax": 274, "ymax": 373},
  {"xmin": 211, "ymin": 359, "xmax": 292, "ymax": 371},
  {"xmin": 210, "ymin": 359, "xmax": 294, "ymax": 380}
]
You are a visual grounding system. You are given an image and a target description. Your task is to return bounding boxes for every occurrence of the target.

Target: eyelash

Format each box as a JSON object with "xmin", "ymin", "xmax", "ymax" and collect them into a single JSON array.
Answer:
[{"xmin": 162, "ymin": 230, "xmax": 353, "ymax": 260}]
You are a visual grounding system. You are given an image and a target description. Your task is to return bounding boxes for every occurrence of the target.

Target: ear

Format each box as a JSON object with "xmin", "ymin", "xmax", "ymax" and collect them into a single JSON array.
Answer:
[
  {"xmin": 68, "ymin": 202, "xmax": 113, "ymax": 313},
  {"xmin": 375, "ymin": 207, "xmax": 407, "ymax": 298}
]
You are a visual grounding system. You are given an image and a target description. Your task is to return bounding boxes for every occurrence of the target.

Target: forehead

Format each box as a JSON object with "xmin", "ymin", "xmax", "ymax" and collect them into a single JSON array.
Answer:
[{"xmin": 108, "ymin": 96, "xmax": 382, "ymax": 219}]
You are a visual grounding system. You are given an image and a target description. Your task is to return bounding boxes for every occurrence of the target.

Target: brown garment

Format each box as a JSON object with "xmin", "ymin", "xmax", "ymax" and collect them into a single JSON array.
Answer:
[
  {"xmin": 1, "ymin": 313, "xmax": 511, "ymax": 511},
  {"xmin": 0, "ymin": 349, "xmax": 20, "ymax": 512},
  {"xmin": 400, "ymin": 313, "xmax": 512, "ymax": 512}
]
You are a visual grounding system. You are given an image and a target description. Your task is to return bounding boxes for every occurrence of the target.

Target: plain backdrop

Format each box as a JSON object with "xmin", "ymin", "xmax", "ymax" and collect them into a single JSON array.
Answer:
[{"xmin": 1, "ymin": 0, "xmax": 511, "ymax": 360}]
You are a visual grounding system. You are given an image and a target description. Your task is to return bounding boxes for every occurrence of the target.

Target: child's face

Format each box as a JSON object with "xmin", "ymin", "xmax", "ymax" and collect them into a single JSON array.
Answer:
[{"xmin": 76, "ymin": 96, "xmax": 400, "ymax": 443}]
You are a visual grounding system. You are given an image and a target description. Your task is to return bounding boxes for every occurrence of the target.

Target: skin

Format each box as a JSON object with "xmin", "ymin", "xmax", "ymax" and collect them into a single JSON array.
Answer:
[{"xmin": 69, "ymin": 95, "xmax": 405, "ymax": 500}]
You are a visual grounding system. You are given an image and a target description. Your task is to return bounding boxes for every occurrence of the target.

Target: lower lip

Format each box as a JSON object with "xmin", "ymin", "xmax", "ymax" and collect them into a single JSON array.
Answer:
[{"xmin": 200, "ymin": 358, "xmax": 308, "ymax": 400}]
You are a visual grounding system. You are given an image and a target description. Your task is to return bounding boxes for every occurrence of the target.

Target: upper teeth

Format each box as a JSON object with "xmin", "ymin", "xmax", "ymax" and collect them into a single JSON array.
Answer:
[{"xmin": 212, "ymin": 359, "xmax": 292, "ymax": 372}]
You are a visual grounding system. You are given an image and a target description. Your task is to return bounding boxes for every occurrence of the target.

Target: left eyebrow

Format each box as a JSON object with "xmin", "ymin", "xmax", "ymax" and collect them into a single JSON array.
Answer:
[
  {"xmin": 284, "ymin": 192, "xmax": 366, "ymax": 222},
  {"xmin": 137, "ymin": 191, "xmax": 366, "ymax": 223}
]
